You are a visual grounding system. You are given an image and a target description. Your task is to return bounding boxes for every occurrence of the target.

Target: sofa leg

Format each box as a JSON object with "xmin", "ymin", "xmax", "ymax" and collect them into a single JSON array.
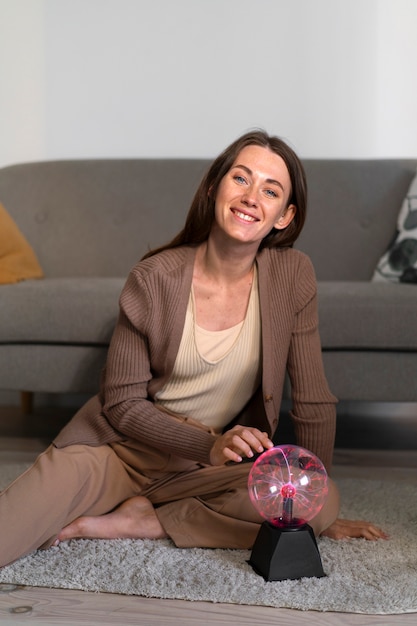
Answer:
[{"xmin": 20, "ymin": 391, "xmax": 34, "ymax": 415}]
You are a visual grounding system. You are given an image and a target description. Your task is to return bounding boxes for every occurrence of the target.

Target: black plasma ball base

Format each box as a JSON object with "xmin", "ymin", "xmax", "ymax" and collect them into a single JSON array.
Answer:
[{"xmin": 248, "ymin": 521, "xmax": 326, "ymax": 582}]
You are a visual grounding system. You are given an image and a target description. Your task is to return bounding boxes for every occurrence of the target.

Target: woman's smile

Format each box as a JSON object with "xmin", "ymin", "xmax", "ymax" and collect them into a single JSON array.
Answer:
[
  {"xmin": 231, "ymin": 208, "xmax": 259, "ymax": 223},
  {"xmin": 213, "ymin": 144, "xmax": 295, "ymax": 246}
]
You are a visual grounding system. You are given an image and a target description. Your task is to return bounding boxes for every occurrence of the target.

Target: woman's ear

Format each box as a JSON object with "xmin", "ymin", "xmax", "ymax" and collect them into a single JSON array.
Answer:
[{"xmin": 274, "ymin": 204, "xmax": 296, "ymax": 230}]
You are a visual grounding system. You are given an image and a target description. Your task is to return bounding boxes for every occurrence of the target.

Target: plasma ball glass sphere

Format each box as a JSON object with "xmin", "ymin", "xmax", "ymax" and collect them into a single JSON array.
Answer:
[{"xmin": 248, "ymin": 444, "xmax": 328, "ymax": 528}]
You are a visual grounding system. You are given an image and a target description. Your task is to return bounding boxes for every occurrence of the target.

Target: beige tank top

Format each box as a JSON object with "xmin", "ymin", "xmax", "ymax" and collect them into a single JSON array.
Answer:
[{"xmin": 155, "ymin": 267, "xmax": 261, "ymax": 432}]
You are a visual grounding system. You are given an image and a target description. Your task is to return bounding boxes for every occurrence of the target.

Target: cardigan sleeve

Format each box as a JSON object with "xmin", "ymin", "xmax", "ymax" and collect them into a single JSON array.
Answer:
[
  {"xmin": 286, "ymin": 255, "xmax": 337, "ymax": 472},
  {"xmin": 100, "ymin": 264, "xmax": 218, "ymax": 465}
]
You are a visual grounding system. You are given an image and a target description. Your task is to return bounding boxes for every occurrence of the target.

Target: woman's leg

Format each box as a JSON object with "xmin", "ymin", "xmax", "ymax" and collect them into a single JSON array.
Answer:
[
  {"xmin": 56, "ymin": 494, "xmax": 167, "ymax": 543},
  {"xmin": 52, "ymin": 454, "xmax": 340, "ymax": 551},
  {"xmin": 306, "ymin": 477, "xmax": 340, "ymax": 536},
  {"xmin": 149, "ymin": 462, "xmax": 262, "ymax": 549},
  {"xmin": 152, "ymin": 471, "xmax": 339, "ymax": 549},
  {"xmin": 57, "ymin": 461, "xmax": 264, "ymax": 550},
  {"xmin": 0, "ymin": 443, "xmax": 138, "ymax": 567},
  {"xmin": 145, "ymin": 468, "xmax": 341, "ymax": 549}
]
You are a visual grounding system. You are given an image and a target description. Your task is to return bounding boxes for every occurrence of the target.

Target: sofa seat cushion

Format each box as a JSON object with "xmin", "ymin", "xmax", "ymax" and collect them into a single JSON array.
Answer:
[
  {"xmin": 318, "ymin": 282, "xmax": 417, "ymax": 350},
  {"xmin": 2, "ymin": 278, "xmax": 414, "ymax": 352},
  {"xmin": 0, "ymin": 278, "xmax": 124, "ymax": 344}
]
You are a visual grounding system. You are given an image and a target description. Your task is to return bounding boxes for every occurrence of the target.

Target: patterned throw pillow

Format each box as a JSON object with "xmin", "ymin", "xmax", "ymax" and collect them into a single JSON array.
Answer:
[{"xmin": 373, "ymin": 170, "xmax": 417, "ymax": 283}]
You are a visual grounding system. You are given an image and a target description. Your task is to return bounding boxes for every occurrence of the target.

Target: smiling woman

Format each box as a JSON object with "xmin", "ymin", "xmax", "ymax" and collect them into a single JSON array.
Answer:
[
  {"xmin": 191, "ymin": 144, "xmax": 298, "ymax": 332},
  {"xmin": 0, "ymin": 131, "xmax": 386, "ymax": 570},
  {"xmin": 212, "ymin": 145, "xmax": 297, "ymax": 251},
  {"xmin": 142, "ymin": 130, "xmax": 308, "ymax": 256}
]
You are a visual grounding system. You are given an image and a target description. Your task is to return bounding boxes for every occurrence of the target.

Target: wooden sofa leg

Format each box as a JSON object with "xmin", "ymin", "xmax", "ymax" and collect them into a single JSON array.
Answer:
[{"xmin": 21, "ymin": 391, "xmax": 34, "ymax": 415}]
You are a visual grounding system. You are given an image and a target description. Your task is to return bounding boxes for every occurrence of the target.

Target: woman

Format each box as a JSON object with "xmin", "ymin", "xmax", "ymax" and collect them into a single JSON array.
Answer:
[{"xmin": 0, "ymin": 131, "xmax": 386, "ymax": 567}]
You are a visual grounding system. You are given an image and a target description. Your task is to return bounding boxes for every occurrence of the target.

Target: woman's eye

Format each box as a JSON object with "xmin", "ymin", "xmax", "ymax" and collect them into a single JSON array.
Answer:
[
  {"xmin": 234, "ymin": 175, "xmax": 247, "ymax": 185},
  {"xmin": 265, "ymin": 189, "xmax": 278, "ymax": 198}
]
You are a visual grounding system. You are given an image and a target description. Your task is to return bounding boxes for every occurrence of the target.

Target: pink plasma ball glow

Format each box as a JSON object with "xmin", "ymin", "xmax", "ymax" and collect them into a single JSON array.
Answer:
[
  {"xmin": 248, "ymin": 445, "xmax": 328, "ymax": 528},
  {"xmin": 281, "ymin": 483, "xmax": 296, "ymax": 498}
]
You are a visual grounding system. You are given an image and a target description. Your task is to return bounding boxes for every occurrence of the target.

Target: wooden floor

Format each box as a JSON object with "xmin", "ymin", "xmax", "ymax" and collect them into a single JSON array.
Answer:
[{"xmin": 0, "ymin": 405, "xmax": 416, "ymax": 625}]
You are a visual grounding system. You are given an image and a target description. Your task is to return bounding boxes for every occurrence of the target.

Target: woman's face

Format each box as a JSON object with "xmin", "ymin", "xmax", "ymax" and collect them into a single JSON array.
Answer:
[{"xmin": 212, "ymin": 145, "xmax": 296, "ymax": 248}]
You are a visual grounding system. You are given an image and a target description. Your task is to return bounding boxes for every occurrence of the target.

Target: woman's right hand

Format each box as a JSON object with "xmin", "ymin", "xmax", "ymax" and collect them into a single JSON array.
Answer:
[
  {"xmin": 321, "ymin": 518, "xmax": 389, "ymax": 541},
  {"xmin": 210, "ymin": 425, "xmax": 274, "ymax": 466}
]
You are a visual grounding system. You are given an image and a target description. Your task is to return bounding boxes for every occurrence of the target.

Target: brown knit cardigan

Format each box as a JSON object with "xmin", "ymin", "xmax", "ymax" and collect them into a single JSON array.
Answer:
[{"xmin": 54, "ymin": 245, "xmax": 337, "ymax": 471}]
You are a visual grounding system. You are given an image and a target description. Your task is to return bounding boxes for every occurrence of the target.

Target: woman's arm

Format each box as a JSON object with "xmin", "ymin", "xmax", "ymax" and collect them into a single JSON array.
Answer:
[
  {"xmin": 101, "ymin": 263, "xmax": 218, "ymax": 464},
  {"xmin": 286, "ymin": 255, "xmax": 337, "ymax": 472}
]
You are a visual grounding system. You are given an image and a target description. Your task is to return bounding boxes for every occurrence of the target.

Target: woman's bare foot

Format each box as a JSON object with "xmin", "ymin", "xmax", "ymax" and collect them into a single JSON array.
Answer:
[{"xmin": 54, "ymin": 496, "xmax": 167, "ymax": 544}]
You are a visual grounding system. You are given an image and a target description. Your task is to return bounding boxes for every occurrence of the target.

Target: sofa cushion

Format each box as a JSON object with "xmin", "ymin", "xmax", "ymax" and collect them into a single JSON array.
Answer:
[
  {"xmin": 2, "ymin": 278, "xmax": 414, "ymax": 352},
  {"xmin": 0, "ymin": 202, "xmax": 43, "ymax": 284},
  {"xmin": 317, "ymin": 282, "xmax": 417, "ymax": 350},
  {"xmin": 372, "ymin": 169, "xmax": 417, "ymax": 283},
  {"xmin": 0, "ymin": 278, "xmax": 124, "ymax": 344}
]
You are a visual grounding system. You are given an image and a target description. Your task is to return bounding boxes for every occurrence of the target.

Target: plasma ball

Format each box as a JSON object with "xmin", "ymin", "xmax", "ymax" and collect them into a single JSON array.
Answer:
[{"xmin": 248, "ymin": 444, "xmax": 328, "ymax": 528}]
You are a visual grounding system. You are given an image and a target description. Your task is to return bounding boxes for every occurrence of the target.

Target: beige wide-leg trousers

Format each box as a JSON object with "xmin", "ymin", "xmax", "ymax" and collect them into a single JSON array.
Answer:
[{"xmin": 0, "ymin": 438, "xmax": 339, "ymax": 568}]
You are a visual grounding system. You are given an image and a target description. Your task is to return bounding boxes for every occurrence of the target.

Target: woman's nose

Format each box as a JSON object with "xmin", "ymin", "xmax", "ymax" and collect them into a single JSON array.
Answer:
[{"xmin": 241, "ymin": 185, "xmax": 258, "ymax": 207}]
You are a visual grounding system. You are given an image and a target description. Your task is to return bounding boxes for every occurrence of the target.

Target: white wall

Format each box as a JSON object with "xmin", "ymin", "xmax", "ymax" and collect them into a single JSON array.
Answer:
[
  {"xmin": 0, "ymin": 0, "xmax": 416, "ymax": 167},
  {"xmin": 375, "ymin": 1, "xmax": 417, "ymax": 156},
  {"xmin": 0, "ymin": 0, "xmax": 46, "ymax": 166}
]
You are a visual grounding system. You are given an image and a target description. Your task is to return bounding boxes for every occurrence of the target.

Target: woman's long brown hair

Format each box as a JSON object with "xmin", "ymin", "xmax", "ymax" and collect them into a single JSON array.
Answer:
[{"xmin": 142, "ymin": 130, "xmax": 307, "ymax": 260}]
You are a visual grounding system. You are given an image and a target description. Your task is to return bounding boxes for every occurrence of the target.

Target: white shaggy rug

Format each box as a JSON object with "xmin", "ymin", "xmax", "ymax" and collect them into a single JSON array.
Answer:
[{"xmin": 1, "ymin": 463, "xmax": 416, "ymax": 614}]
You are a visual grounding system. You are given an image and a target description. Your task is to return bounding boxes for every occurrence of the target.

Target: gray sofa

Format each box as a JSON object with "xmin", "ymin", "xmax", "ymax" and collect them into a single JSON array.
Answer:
[{"xmin": 0, "ymin": 158, "xmax": 416, "ymax": 411}]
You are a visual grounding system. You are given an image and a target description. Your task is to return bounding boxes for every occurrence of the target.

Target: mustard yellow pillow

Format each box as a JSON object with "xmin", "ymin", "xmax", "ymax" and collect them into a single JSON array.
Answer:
[{"xmin": 0, "ymin": 202, "xmax": 43, "ymax": 284}]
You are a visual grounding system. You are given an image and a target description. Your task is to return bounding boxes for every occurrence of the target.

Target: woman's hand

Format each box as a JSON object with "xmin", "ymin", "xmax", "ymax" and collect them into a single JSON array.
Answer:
[
  {"xmin": 210, "ymin": 426, "xmax": 274, "ymax": 466},
  {"xmin": 321, "ymin": 518, "xmax": 389, "ymax": 541}
]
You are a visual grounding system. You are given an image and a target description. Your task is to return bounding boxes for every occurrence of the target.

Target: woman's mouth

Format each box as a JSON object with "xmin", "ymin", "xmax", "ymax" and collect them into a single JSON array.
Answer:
[{"xmin": 232, "ymin": 209, "xmax": 258, "ymax": 223}]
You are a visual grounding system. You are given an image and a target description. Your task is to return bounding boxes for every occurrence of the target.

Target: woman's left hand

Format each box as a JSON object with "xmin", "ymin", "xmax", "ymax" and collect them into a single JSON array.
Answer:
[
  {"xmin": 209, "ymin": 426, "xmax": 273, "ymax": 466},
  {"xmin": 321, "ymin": 518, "xmax": 389, "ymax": 541}
]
